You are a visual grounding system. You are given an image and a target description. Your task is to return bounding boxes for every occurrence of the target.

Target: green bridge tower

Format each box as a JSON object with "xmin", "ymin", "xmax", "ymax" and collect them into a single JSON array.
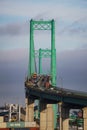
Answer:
[{"xmin": 28, "ymin": 19, "xmax": 57, "ymax": 128}]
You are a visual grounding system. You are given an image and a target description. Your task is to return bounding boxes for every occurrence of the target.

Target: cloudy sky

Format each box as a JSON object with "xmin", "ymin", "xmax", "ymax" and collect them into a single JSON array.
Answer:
[{"xmin": 0, "ymin": 0, "xmax": 87, "ymax": 106}]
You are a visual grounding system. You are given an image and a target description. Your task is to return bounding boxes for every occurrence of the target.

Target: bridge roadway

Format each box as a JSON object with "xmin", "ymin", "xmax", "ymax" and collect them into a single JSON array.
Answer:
[
  {"xmin": 25, "ymin": 85, "xmax": 87, "ymax": 107},
  {"xmin": 25, "ymin": 85, "xmax": 87, "ymax": 130}
]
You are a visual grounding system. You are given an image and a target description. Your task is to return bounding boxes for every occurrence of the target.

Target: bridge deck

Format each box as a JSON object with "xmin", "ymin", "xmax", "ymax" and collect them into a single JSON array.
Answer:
[{"xmin": 25, "ymin": 84, "xmax": 87, "ymax": 107}]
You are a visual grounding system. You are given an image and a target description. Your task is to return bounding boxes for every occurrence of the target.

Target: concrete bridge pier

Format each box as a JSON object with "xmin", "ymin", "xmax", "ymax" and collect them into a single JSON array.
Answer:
[
  {"xmin": 83, "ymin": 107, "xmax": 87, "ymax": 130},
  {"xmin": 47, "ymin": 104, "xmax": 54, "ymax": 130},
  {"xmin": 40, "ymin": 102, "xmax": 47, "ymax": 130},
  {"xmin": 62, "ymin": 107, "xmax": 70, "ymax": 130},
  {"xmin": 58, "ymin": 102, "xmax": 70, "ymax": 130},
  {"xmin": 40, "ymin": 102, "xmax": 54, "ymax": 130},
  {"xmin": 28, "ymin": 98, "xmax": 34, "ymax": 122},
  {"xmin": 58, "ymin": 102, "xmax": 63, "ymax": 130},
  {"xmin": 25, "ymin": 97, "xmax": 34, "ymax": 122}
]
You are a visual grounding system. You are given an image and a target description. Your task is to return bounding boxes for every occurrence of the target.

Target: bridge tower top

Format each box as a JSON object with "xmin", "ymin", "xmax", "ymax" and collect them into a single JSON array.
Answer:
[{"xmin": 29, "ymin": 19, "xmax": 56, "ymax": 86}]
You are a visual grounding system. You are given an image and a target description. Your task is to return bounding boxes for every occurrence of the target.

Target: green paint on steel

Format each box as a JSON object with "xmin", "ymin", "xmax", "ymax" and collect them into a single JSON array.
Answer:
[
  {"xmin": 29, "ymin": 19, "xmax": 56, "ymax": 83},
  {"xmin": 39, "ymin": 48, "xmax": 51, "ymax": 74},
  {"xmin": 39, "ymin": 48, "xmax": 42, "ymax": 74},
  {"xmin": 28, "ymin": 19, "xmax": 35, "ymax": 77},
  {"xmin": 7, "ymin": 122, "xmax": 25, "ymax": 128},
  {"xmin": 51, "ymin": 19, "xmax": 56, "ymax": 86}
]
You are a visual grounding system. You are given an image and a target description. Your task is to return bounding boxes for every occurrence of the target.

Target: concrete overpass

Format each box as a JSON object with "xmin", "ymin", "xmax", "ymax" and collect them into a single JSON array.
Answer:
[
  {"xmin": 25, "ymin": 84, "xmax": 87, "ymax": 130},
  {"xmin": 25, "ymin": 86, "xmax": 87, "ymax": 106}
]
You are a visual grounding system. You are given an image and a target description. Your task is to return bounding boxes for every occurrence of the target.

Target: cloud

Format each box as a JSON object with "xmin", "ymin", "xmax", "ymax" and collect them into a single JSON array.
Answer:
[
  {"xmin": 0, "ymin": 0, "xmax": 87, "ymax": 22},
  {"xmin": 67, "ymin": 18, "xmax": 87, "ymax": 36},
  {"xmin": 58, "ymin": 16, "xmax": 87, "ymax": 36},
  {"xmin": 0, "ymin": 0, "xmax": 87, "ymax": 39},
  {"xmin": 0, "ymin": 22, "xmax": 29, "ymax": 36}
]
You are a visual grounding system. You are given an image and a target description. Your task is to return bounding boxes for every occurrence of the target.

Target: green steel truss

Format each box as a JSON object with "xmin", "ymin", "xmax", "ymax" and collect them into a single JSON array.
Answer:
[
  {"xmin": 29, "ymin": 19, "xmax": 56, "ymax": 86},
  {"xmin": 35, "ymin": 49, "xmax": 51, "ymax": 58},
  {"xmin": 32, "ymin": 20, "xmax": 52, "ymax": 30}
]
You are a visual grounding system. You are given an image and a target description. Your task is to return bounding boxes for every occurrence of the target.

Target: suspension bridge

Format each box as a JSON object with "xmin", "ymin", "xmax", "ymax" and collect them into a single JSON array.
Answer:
[
  {"xmin": 25, "ymin": 19, "xmax": 87, "ymax": 130},
  {"xmin": 0, "ymin": 19, "xmax": 87, "ymax": 130}
]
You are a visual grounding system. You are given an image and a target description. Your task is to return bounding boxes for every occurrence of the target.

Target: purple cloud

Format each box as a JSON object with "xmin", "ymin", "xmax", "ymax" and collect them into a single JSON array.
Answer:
[{"xmin": 0, "ymin": 22, "xmax": 29, "ymax": 36}]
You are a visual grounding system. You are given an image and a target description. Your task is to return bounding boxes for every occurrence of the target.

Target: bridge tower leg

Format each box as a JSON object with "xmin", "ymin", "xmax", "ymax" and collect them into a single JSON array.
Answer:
[
  {"xmin": 51, "ymin": 19, "xmax": 56, "ymax": 86},
  {"xmin": 28, "ymin": 19, "xmax": 35, "ymax": 76}
]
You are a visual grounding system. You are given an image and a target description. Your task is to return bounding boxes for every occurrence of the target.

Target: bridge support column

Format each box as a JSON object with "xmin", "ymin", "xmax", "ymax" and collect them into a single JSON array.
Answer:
[
  {"xmin": 40, "ymin": 102, "xmax": 47, "ymax": 130},
  {"xmin": 28, "ymin": 98, "xmax": 34, "ymax": 122},
  {"xmin": 25, "ymin": 97, "xmax": 34, "ymax": 122},
  {"xmin": 83, "ymin": 107, "xmax": 87, "ymax": 130},
  {"xmin": 47, "ymin": 104, "xmax": 54, "ymax": 130},
  {"xmin": 58, "ymin": 102, "xmax": 63, "ymax": 130},
  {"xmin": 62, "ymin": 107, "xmax": 69, "ymax": 130},
  {"xmin": 58, "ymin": 102, "xmax": 70, "ymax": 130}
]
